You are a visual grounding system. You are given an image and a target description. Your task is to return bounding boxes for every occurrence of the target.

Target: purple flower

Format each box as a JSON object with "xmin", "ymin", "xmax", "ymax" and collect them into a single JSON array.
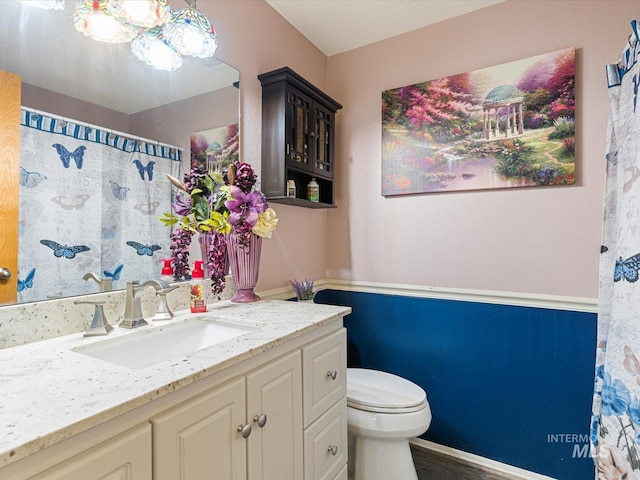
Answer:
[
  {"xmin": 225, "ymin": 186, "xmax": 266, "ymax": 228},
  {"xmin": 233, "ymin": 162, "xmax": 257, "ymax": 193},
  {"xmin": 172, "ymin": 193, "xmax": 192, "ymax": 216}
]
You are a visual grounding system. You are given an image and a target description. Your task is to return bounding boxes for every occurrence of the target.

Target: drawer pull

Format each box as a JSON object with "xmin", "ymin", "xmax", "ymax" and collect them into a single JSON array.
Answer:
[
  {"xmin": 327, "ymin": 370, "xmax": 337, "ymax": 380},
  {"xmin": 253, "ymin": 413, "xmax": 268, "ymax": 428},
  {"xmin": 237, "ymin": 423, "xmax": 252, "ymax": 438},
  {"xmin": 328, "ymin": 445, "xmax": 338, "ymax": 456}
]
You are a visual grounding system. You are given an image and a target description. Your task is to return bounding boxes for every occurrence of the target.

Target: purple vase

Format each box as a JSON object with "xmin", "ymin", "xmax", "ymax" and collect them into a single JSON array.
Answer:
[
  {"xmin": 225, "ymin": 232, "xmax": 262, "ymax": 303},
  {"xmin": 198, "ymin": 232, "xmax": 214, "ymax": 278}
]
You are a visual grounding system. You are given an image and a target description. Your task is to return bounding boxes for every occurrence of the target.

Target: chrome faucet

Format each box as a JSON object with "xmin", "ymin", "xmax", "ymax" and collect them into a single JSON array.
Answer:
[
  {"xmin": 121, "ymin": 280, "xmax": 171, "ymax": 329},
  {"xmin": 83, "ymin": 272, "xmax": 113, "ymax": 292}
]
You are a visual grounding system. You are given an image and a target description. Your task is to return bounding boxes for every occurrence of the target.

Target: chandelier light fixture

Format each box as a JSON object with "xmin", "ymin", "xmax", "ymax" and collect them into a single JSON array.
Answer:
[
  {"xmin": 21, "ymin": 0, "xmax": 218, "ymax": 71},
  {"xmin": 163, "ymin": 0, "xmax": 217, "ymax": 59}
]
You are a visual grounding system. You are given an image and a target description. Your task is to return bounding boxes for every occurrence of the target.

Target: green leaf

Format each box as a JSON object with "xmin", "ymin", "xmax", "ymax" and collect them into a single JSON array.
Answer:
[{"xmin": 158, "ymin": 212, "xmax": 179, "ymax": 226}]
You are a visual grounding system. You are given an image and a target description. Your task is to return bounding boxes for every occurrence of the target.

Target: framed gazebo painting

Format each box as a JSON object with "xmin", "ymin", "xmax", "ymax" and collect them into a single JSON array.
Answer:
[{"xmin": 381, "ymin": 47, "xmax": 575, "ymax": 196}]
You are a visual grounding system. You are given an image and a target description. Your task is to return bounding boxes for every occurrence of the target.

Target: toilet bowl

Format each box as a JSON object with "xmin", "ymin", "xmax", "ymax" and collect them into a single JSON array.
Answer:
[{"xmin": 346, "ymin": 368, "xmax": 431, "ymax": 480}]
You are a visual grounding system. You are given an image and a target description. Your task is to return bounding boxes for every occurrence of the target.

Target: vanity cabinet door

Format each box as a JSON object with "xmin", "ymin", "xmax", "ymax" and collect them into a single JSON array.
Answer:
[
  {"xmin": 0, "ymin": 69, "xmax": 20, "ymax": 304},
  {"xmin": 30, "ymin": 423, "xmax": 152, "ymax": 480},
  {"xmin": 246, "ymin": 349, "xmax": 303, "ymax": 480},
  {"xmin": 151, "ymin": 377, "xmax": 247, "ymax": 480}
]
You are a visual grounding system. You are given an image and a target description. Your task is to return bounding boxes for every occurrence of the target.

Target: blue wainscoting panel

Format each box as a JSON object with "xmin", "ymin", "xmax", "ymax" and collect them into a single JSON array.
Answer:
[{"xmin": 315, "ymin": 289, "xmax": 597, "ymax": 480}]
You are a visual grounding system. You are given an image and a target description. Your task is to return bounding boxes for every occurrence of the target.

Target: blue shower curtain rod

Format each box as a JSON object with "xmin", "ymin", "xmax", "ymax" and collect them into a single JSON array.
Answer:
[{"xmin": 20, "ymin": 105, "xmax": 183, "ymax": 152}]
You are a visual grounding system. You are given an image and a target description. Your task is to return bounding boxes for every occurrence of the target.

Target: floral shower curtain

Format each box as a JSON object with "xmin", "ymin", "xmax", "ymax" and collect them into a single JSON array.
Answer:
[
  {"xmin": 17, "ymin": 110, "xmax": 181, "ymax": 303},
  {"xmin": 591, "ymin": 21, "xmax": 640, "ymax": 480}
]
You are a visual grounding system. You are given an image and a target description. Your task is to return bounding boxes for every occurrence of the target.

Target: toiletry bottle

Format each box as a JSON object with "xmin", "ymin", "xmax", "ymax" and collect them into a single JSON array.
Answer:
[
  {"xmin": 160, "ymin": 259, "xmax": 174, "ymax": 283},
  {"xmin": 190, "ymin": 260, "xmax": 207, "ymax": 313},
  {"xmin": 307, "ymin": 178, "xmax": 319, "ymax": 202},
  {"xmin": 287, "ymin": 179, "xmax": 296, "ymax": 198}
]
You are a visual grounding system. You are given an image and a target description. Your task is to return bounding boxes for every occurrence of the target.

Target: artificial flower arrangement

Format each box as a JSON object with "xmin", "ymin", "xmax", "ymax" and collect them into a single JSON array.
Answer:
[
  {"xmin": 159, "ymin": 161, "xmax": 278, "ymax": 297},
  {"xmin": 290, "ymin": 278, "xmax": 316, "ymax": 301}
]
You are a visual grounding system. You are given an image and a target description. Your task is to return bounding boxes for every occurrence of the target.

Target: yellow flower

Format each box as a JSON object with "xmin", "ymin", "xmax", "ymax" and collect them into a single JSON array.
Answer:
[
  {"xmin": 205, "ymin": 210, "xmax": 232, "ymax": 234},
  {"xmin": 252, "ymin": 207, "xmax": 278, "ymax": 238}
]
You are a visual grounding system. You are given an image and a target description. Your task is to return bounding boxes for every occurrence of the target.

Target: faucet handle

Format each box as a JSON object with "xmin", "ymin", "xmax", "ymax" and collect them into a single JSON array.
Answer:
[
  {"xmin": 74, "ymin": 300, "xmax": 114, "ymax": 337},
  {"xmin": 152, "ymin": 285, "xmax": 179, "ymax": 321}
]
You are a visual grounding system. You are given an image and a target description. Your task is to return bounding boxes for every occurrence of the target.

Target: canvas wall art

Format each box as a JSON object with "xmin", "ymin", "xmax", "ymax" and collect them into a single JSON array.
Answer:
[
  {"xmin": 382, "ymin": 47, "xmax": 575, "ymax": 196},
  {"xmin": 190, "ymin": 124, "xmax": 239, "ymax": 173}
]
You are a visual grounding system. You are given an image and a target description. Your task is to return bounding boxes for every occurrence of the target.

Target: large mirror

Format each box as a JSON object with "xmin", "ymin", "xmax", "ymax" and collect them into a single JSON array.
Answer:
[{"xmin": 0, "ymin": 1, "xmax": 240, "ymax": 306}]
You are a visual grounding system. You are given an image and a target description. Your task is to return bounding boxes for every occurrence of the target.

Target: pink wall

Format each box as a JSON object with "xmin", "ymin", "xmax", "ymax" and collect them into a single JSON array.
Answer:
[{"xmin": 326, "ymin": 0, "xmax": 638, "ymax": 299}]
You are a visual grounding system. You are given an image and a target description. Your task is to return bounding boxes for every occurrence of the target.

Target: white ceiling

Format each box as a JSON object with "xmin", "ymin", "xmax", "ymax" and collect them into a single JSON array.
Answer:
[{"xmin": 265, "ymin": 0, "xmax": 506, "ymax": 56}]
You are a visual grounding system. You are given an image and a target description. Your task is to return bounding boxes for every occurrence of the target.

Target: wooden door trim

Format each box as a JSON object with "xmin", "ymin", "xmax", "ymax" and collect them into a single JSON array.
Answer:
[{"xmin": 0, "ymin": 69, "xmax": 21, "ymax": 304}]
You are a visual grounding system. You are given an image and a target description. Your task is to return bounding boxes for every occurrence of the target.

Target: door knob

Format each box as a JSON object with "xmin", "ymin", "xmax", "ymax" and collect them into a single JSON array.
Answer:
[
  {"xmin": 327, "ymin": 370, "xmax": 337, "ymax": 380},
  {"xmin": 0, "ymin": 268, "xmax": 11, "ymax": 281},
  {"xmin": 237, "ymin": 423, "xmax": 252, "ymax": 438},
  {"xmin": 327, "ymin": 445, "xmax": 338, "ymax": 456},
  {"xmin": 253, "ymin": 413, "xmax": 268, "ymax": 428}
]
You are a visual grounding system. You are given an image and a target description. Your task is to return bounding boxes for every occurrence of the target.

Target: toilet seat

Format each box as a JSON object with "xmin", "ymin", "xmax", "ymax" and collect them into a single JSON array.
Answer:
[{"xmin": 347, "ymin": 368, "xmax": 427, "ymax": 414}]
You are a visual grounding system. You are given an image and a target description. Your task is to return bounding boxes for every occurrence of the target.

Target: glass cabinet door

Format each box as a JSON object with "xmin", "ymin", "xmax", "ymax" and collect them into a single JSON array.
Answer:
[
  {"xmin": 287, "ymin": 89, "xmax": 312, "ymax": 170},
  {"xmin": 311, "ymin": 102, "xmax": 334, "ymax": 178}
]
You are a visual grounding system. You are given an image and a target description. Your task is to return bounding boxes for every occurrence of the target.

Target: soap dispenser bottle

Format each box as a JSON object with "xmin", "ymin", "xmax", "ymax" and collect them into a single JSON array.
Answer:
[
  {"xmin": 160, "ymin": 259, "xmax": 174, "ymax": 283},
  {"xmin": 190, "ymin": 260, "xmax": 207, "ymax": 313}
]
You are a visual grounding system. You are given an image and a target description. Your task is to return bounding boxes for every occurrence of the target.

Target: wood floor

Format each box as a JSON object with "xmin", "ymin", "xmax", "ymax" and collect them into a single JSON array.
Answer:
[{"xmin": 411, "ymin": 443, "xmax": 523, "ymax": 480}]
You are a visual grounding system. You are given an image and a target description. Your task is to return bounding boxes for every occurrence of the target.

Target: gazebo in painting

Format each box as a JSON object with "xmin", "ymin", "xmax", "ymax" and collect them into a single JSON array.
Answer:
[{"xmin": 482, "ymin": 85, "xmax": 525, "ymax": 140}]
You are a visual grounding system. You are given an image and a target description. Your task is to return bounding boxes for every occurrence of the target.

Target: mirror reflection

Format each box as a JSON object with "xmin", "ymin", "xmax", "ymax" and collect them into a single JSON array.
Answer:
[{"xmin": 0, "ymin": 1, "xmax": 240, "ymax": 306}]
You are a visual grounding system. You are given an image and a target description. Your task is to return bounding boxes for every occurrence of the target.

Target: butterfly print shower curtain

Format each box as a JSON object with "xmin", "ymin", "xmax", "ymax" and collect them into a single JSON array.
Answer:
[
  {"xmin": 591, "ymin": 21, "xmax": 640, "ymax": 479},
  {"xmin": 17, "ymin": 111, "xmax": 181, "ymax": 302}
]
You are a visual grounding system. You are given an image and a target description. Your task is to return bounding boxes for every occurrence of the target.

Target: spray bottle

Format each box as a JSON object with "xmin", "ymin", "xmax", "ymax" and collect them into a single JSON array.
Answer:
[{"xmin": 190, "ymin": 260, "xmax": 207, "ymax": 313}]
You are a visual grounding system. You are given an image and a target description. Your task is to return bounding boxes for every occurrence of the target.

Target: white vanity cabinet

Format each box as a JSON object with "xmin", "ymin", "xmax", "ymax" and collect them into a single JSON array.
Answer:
[
  {"xmin": 0, "ymin": 306, "xmax": 350, "ymax": 480},
  {"xmin": 152, "ymin": 350, "xmax": 303, "ymax": 480},
  {"xmin": 151, "ymin": 329, "xmax": 346, "ymax": 480}
]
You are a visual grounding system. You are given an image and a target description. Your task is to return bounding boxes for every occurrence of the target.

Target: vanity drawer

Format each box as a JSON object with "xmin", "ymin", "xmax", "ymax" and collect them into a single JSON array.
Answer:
[
  {"xmin": 303, "ymin": 400, "xmax": 347, "ymax": 480},
  {"xmin": 302, "ymin": 328, "xmax": 347, "ymax": 427}
]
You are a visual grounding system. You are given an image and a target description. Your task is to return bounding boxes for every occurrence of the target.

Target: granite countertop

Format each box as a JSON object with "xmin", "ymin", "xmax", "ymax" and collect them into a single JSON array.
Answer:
[{"xmin": 0, "ymin": 300, "xmax": 351, "ymax": 469}]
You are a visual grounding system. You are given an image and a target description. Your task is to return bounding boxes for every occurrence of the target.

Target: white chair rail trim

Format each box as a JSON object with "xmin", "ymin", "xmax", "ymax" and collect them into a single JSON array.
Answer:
[{"xmin": 260, "ymin": 279, "xmax": 598, "ymax": 313}]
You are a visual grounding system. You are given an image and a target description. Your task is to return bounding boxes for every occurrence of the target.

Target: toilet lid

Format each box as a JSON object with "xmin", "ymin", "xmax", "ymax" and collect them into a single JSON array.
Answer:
[{"xmin": 347, "ymin": 368, "xmax": 427, "ymax": 413}]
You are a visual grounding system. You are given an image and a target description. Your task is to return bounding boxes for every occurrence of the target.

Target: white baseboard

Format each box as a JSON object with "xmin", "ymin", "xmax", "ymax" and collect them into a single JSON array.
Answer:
[
  {"xmin": 259, "ymin": 279, "xmax": 598, "ymax": 313},
  {"xmin": 410, "ymin": 438, "xmax": 557, "ymax": 480}
]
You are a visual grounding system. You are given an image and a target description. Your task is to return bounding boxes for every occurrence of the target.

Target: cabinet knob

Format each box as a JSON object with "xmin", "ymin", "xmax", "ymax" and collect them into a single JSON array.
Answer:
[
  {"xmin": 0, "ymin": 267, "xmax": 11, "ymax": 281},
  {"xmin": 327, "ymin": 445, "xmax": 338, "ymax": 456},
  {"xmin": 327, "ymin": 370, "xmax": 337, "ymax": 380},
  {"xmin": 253, "ymin": 413, "xmax": 268, "ymax": 428},
  {"xmin": 237, "ymin": 423, "xmax": 252, "ymax": 438}
]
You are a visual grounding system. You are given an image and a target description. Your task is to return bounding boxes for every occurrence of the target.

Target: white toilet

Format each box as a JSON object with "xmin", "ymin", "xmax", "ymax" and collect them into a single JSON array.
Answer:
[{"xmin": 346, "ymin": 368, "xmax": 432, "ymax": 480}]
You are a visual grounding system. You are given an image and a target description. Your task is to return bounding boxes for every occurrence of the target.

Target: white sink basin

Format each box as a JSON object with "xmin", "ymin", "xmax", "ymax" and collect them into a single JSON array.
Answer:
[{"xmin": 72, "ymin": 317, "xmax": 257, "ymax": 370}]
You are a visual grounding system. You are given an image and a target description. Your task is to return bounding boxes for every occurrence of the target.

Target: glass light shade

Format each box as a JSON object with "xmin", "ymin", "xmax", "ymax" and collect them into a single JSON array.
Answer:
[
  {"xmin": 20, "ymin": 0, "xmax": 65, "ymax": 10},
  {"xmin": 74, "ymin": 0, "xmax": 137, "ymax": 43},
  {"xmin": 105, "ymin": 0, "xmax": 170, "ymax": 29},
  {"xmin": 163, "ymin": 5, "xmax": 217, "ymax": 58},
  {"xmin": 131, "ymin": 27, "xmax": 183, "ymax": 71}
]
